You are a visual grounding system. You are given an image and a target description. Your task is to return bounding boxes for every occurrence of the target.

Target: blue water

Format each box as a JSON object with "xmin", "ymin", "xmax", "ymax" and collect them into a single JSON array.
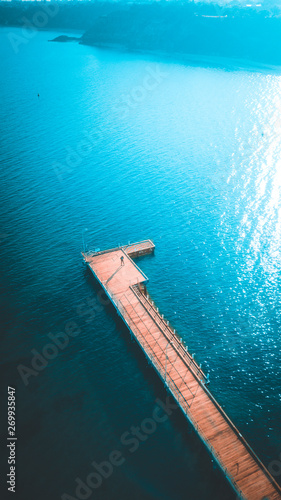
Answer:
[{"xmin": 1, "ymin": 27, "xmax": 281, "ymax": 500}]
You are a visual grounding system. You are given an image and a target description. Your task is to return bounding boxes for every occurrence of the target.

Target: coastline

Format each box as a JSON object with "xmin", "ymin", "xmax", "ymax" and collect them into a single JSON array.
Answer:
[
  {"xmin": 78, "ymin": 39, "xmax": 281, "ymax": 74},
  {"xmin": 2, "ymin": 23, "xmax": 279, "ymax": 74}
]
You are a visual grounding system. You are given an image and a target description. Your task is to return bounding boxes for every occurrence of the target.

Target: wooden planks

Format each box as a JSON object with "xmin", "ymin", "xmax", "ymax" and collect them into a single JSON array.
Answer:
[
  {"xmin": 82, "ymin": 241, "xmax": 281, "ymax": 500},
  {"xmin": 124, "ymin": 239, "xmax": 155, "ymax": 258}
]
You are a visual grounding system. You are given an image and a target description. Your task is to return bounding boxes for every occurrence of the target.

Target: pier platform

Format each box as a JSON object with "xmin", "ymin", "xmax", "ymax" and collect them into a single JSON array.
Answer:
[{"xmin": 83, "ymin": 240, "xmax": 281, "ymax": 500}]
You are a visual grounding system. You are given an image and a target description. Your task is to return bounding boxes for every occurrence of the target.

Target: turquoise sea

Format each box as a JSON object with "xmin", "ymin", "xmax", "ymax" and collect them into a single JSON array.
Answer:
[{"xmin": 1, "ymin": 27, "xmax": 281, "ymax": 500}]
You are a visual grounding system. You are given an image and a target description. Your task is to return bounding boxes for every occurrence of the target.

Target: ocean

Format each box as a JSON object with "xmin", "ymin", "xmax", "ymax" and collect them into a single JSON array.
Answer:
[{"xmin": 1, "ymin": 26, "xmax": 281, "ymax": 500}]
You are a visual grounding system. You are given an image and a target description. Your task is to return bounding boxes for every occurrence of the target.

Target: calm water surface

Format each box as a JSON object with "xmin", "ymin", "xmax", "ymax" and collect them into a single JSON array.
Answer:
[{"xmin": 1, "ymin": 27, "xmax": 281, "ymax": 500}]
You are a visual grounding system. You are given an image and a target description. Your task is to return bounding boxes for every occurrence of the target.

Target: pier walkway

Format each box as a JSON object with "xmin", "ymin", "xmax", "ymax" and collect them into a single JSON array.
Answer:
[{"xmin": 83, "ymin": 240, "xmax": 281, "ymax": 500}]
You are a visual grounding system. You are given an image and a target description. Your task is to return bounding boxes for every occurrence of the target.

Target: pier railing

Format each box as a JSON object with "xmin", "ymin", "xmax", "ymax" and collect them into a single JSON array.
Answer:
[
  {"xmin": 123, "ymin": 239, "xmax": 155, "ymax": 254},
  {"xmin": 84, "ymin": 239, "xmax": 154, "ymax": 259},
  {"xmin": 114, "ymin": 291, "xmax": 246, "ymax": 499},
  {"xmin": 117, "ymin": 294, "xmax": 195, "ymax": 411},
  {"xmin": 84, "ymin": 243, "xmax": 281, "ymax": 500},
  {"xmin": 130, "ymin": 284, "xmax": 207, "ymax": 383},
  {"xmin": 128, "ymin": 285, "xmax": 281, "ymax": 497}
]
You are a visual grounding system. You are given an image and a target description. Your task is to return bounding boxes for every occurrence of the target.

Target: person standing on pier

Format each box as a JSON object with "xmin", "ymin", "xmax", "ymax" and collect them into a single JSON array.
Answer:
[{"xmin": 120, "ymin": 256, "xmax": 124, "ymax": 266}]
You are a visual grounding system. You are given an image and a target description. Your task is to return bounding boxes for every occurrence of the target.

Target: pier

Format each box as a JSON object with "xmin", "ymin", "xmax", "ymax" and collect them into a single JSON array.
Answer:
[{"xmin": 83, "ymin": 240, "xmax": 281, "ymax": 500}]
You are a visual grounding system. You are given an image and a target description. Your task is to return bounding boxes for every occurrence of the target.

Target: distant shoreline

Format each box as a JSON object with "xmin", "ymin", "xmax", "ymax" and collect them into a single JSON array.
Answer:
[
  {"xmin": 79, "ymin": 39, "xmax": 281, "ymax": 74},
  {"xmin": 2, "ymin": 23, "xmax": 281, "ymax": 74},
  {"xmin": 2, "ymin": 0, "xmax": 281, "ymax": 72}
]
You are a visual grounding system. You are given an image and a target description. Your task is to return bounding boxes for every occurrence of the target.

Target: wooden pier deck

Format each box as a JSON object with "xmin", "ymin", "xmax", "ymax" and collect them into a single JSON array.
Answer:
[
  {"xmin": 83, "ymin": 240, "xmax": 281, "ymax": 500},
  {"xmin": 124, "ymin": 239, "xmax": 155, "ymax": 258}
]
